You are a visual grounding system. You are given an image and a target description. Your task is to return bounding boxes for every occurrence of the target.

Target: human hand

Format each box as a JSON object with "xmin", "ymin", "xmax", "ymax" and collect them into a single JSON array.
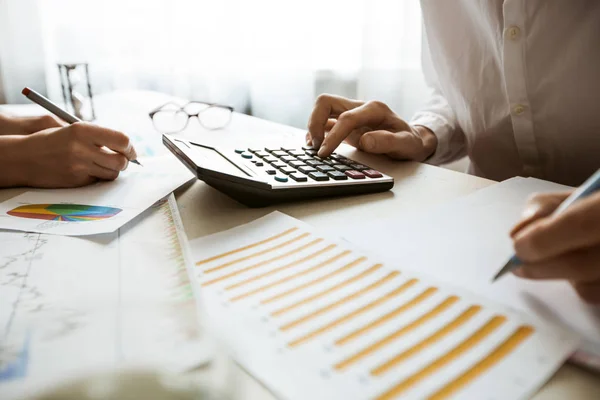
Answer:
[
  {"xmin": 18, "ymin": 122, "xmax": 137, "ymax": 188},
  {"xmin": 306, "ymin": 94, "xmax": 437, "ymax": 160},
  {"xmin": 0, "ymin": 112, "xmax": 65, "ymax": 136},
  {"xmin": 510, "ymin": 191, "xmax": 600, "ymax": 304}
]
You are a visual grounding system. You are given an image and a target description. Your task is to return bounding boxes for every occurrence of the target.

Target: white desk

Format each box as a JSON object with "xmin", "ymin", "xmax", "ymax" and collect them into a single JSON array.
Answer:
[{"xmin": 1, "ymin": 91, "xmax": 598, "ymax": 399}]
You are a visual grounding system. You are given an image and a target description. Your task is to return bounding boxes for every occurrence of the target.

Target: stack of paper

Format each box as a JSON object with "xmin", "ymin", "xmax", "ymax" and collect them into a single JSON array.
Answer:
[{"xmin": 188, "ymin": 212, "xmax": 579, "ymax": 400}]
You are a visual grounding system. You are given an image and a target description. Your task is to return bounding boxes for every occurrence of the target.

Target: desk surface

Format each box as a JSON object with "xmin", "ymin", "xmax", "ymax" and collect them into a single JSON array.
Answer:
[{"xmin": 1, "ymin": 91, "xmax": 598, "ymax": 399}]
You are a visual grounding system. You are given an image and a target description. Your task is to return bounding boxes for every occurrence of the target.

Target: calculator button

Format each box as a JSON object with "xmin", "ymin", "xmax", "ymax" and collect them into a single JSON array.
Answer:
[
  {"xmin": 316, "ymin": 165, "xmax": 335, "ymax": 172},
  {"xmin": 280, "ymin": 156, "xmax": 297, "ymax": 162},
  {"xmin": 248, "ymin": 148, "xmax": 263, "ymax": 153},
  {"xmin": 290, "ymin": 173, "xmax": 308, "ymax": 182},
  {"xmin": 308, "ymin": 171, "xmax": 329, "ymax": 181},
  {"xmin": 363, "ymin": 169, "xmax": 383, "ymax": 178},
  {"xmin": 272, "ymin": 161, "xmax": 287, "ymax": 169},
  {"xmin": 330, "ymin": 154, "xmax": 347, "ymax": 160},
  {"xmin": 349, "ymin": 163, "xmax": 369, "ymax": 171},
  {"xmin": 298, "ymin": 166, "xmax": 317, "ymax": 174},
  {"xmin": 346, "ymin": 170, "xmax": 366, "ymax": 179},
  {"xmin": 305, "ymin": 149, "xmax": 318, "ymax": 155},
  {"xmin": 298, "ymin": 155, "xmax": 312, "ymax": 162},
  {"xmin": 289, "ymin": 161, "xmax": 306, "ymax": 168},
  {"xmin": 241, "ymin": 152, "xmax": 253, "ymax": 159},
  {"xmin": 254, "ymin": 150, "xmax": 270, "ymax": 158},
  {"xmin": 235, "ymin": 149, "xmax": 245, "ymax": 154},
  {"xmin": 334, "ymin": 164, "xmax": 352, "ymax": 171},
  {"xmin": 280, "ymin": 167, "xmax": 296, "ymax": 175},
  {"xmin": 302, "ymin": 146, "xmax": 315, "ymax": 150},
  {"xmin": 321, "ymin": 159, "xmax": 335, "ymax": 165},
  {"xmin": 271, "ymin": 150, "xmax": 288, "ymax": 157},
  {"xmin": 280, "ymin": 147, "xmax": 295, "ymax": 152},
  {"xmin": 274, "ymin": 175, "xmax": 289, "ymax": 182},
  {"xmin": 306, "ymin": 160, "xmax": 324, "ymax": 167},
  {"xmin": 265, "ymin": 169, "xmax": 276, "ymax": 175},
  {"xmin": 288, "ymin": 150, "xmax": 305, "ymax": 157},
  {"xmin": 265, "ymin": 147, "xmax": 281, "ymax": 153},
  {"xmin": 254, "ymin": 161, "xmax": 264, "ymax": 167},
  {"xmin": 263, "ymin": 156, "xmax": 278, "ymax": 163},
  {"xmin": 327, "ymin": 171, "xmax": 348, "ymax": 180}
]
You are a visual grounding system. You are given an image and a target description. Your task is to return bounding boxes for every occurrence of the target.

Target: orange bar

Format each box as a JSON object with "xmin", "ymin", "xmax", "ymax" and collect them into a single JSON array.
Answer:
[
  {"xmin": 375, "ymin": 316, "xmax": 507, "ymax": 400},
  {"xmin": 227, "ymin": 246, "xmax": 340, "ymax": 294},
  {"xmin": 428, "ymin": 326, "xmax": 534, "ymax": 400},
  {"xmin": 372, "ymin": 306, "xmax": 482, "ymax": 376},
  {"xmin": 196, "ymin": 227, "xmax": 298, "ymax": 266},
  {"xmin": 280, "ymin": 271, "xmax": 399, "ymax": 331},
  {"xmin": 334, "ymin": 296, "xmax": 457, "ymax": 371},
  {"xmin": 203, "ymin": 239, "xmax": 322, "ymax": 286},
  {"xmin": 335, "ymin": 288, "xmax": 443, "ymax": 347},
  {"xmin": 262, "ymin": 256, "xmax": 365, "ymax": 304},
  {"xmin": 204, "ymin": 232, "xmax": 310, "ymax": 273},
  {"xmin": 271, "ymin": 261, "xmax": 377, "ymax": 317},
  {"xmin": 288, "ymin": 279, "xmax": 419, "ymax": 347}
]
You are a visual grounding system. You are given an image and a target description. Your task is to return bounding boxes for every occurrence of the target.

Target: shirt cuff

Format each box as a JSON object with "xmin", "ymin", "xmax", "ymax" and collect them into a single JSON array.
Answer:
[{"xmin": 410, "ymin": 112, "xmax": 455, "ymax": 165}]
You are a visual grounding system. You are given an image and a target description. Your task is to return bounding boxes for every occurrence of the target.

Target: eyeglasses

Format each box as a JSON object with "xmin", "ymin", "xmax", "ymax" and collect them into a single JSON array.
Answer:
[{"xmin": 149, "ymin": 101, "xmax": 234, "ymax": 133}]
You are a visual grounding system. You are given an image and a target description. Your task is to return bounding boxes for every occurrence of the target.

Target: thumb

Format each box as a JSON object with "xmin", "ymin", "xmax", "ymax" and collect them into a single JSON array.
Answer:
[
  {"xmin": 358, "ymin": 130, "xmax": 423, "ymax": 160},
  {"xmin": 510, "ymin": 191, "xmax": 572, "ymax": 238}
]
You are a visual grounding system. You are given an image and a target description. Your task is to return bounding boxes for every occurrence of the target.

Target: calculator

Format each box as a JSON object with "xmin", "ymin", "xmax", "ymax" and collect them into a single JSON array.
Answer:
[{"xmin": 163, "ymin": 134, "xmax": 394, "ymax": 207}]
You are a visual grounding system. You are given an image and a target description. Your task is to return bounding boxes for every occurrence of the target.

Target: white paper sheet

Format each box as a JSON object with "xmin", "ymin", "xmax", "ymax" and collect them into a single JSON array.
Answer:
[
  {"xmin": 0, "ymin": 155, "xmax": 193, "ymax": 236},
  {"xmin": 189, "ymin": 212, "xmax": 579, "ymax": 400},
  {"xmin": 0, "ymin": 195, "xmax": 210, "ymax": 399},
  {"xmin": 343, "ymin": 177, "xmax": 600, "ymax": 365}
]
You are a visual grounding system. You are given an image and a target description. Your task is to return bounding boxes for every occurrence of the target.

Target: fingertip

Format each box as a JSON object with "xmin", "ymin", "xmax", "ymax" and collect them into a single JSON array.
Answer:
[
  {"xmin": 359, "ymin": 134, "xmax": 375, "ymax": 152},
  {"xmin": 317, "ymin": 143, "xmax": 329, "ymax": 157}
]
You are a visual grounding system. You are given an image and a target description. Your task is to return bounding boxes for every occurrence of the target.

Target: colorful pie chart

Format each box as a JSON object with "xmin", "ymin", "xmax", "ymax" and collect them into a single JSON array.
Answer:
[{"xmin": 7, "ymin": 204, "xmax": 122, "ymax": 222}]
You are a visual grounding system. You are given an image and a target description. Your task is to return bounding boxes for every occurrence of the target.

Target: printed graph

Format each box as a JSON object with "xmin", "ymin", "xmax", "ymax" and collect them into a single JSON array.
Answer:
[
  {"xmin": 7, "ymin": 204, "xmax": 122, "ymax": 222},
  {"xmin": 191, "ymin": 214, "xmax": 576, "ymax": 400}
]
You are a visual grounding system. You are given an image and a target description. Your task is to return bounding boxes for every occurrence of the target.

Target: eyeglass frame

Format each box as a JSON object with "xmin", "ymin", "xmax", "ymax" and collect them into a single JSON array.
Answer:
[{"xmin": 149, "ymin": 101, "xmax": 235, "ymax": 132}]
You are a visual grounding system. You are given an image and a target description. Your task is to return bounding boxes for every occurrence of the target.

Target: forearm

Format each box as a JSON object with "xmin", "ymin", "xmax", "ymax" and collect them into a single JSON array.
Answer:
[{"xmin": 0, "ymin": 136, "xmax": 30, "ymax": 187}]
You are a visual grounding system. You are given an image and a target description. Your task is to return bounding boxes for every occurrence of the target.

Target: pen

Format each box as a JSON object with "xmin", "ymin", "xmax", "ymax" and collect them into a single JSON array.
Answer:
[
  {"xmin": 493, "ymin": 168, "xmax": 600, "ymax": 282},
  {"xmin": 21, "ymin": 87, "xmax": 142, "ymax": 166}
]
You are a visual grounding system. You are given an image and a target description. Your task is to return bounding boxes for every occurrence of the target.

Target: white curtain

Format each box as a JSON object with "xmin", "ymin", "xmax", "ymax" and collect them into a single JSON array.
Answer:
[{"xmin": 0, "ymin": 0, "xmax": 427, "ymax": 129}]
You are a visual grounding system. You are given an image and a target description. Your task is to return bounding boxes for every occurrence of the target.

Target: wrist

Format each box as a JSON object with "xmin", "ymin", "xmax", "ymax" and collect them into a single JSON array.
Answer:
[
  {"xmin": 414, "ymin": 125, "xmax": 438, "ymax": 161},
  {"xmin": 0, "ymin": 135, "xmax": 32, "ymax": 187}
]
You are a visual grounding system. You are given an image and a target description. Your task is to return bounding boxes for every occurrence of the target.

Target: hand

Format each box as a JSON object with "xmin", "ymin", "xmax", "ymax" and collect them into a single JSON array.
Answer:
[
  {"xmin": 510, "ymin": 191, "xmax": 600, "ymax": 304},
  {"xmin": 0, "ymin": 112, "xmax": 65, "ymax": 136},
  {"xmin": 18, "ymin": 122, "xmax": 137, "ymax": 188},
  {"xmin": 306, "ymin": 94, "xmax": 438, "ymax": 160}
]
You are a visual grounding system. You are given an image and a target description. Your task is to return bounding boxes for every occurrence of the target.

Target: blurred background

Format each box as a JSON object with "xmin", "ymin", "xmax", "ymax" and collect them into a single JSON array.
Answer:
[{"xmin": 0, "ymin": 0, "xmax": 428, "ymax": 129}]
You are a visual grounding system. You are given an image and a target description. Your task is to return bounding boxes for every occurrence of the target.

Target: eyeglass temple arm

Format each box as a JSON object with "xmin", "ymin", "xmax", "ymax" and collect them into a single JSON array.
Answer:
[{"xmin": 148, "ymin": 102, "xmax": 184, "ymax": 117}]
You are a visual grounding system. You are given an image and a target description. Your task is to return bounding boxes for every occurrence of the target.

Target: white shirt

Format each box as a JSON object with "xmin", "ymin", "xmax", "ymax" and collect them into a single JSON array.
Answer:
[{"xmin": 411, "ymin": 0, "xmax": 600, "ymax": 186}]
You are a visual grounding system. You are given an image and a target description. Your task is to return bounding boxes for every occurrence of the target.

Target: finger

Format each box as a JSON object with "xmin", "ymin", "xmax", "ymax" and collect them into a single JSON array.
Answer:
[
  {"xmin": 318, "ymin": 100, "xmax": 390, "ymax": 157},
  {"xmin": 307, "ymin": 94, "xmax": 362, "ymax": 149},
  {"xmin": 573, "ymin": 280, "xmax": 600, "ymax": 304},
  {"xmin": 515, "ymin": 246, "xmax": 600, "ymax": 281},
  {"xmin": 358, "ymin": 130, "xmax": 424, "ymax": 160},
  {"xmin": 88, "ymin": 162, "xmax": 120, "ymax": 181},
  {"xmin": 89, "ymin": 145, "xmax": 129, "ymax": 172},
  {"xmin": 25, "ymin": 115, "xmax": 66, "ymax": 133},
  {"xmin": 514, "ymin": 191, "xmax": 600, "ymax": 262},
  {"xmin": 510, "ymin": 192, "xmax": 571, "ymax": 237},
  {"xmin": 74, "ymin": 123, "xmax": 138, "ymax": 160}
]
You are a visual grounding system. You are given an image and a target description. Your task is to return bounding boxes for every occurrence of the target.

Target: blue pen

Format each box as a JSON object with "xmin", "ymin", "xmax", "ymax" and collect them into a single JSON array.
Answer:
[{"xmin": 493, "ymin": 168, "xmax": 600, "ymax": 282}]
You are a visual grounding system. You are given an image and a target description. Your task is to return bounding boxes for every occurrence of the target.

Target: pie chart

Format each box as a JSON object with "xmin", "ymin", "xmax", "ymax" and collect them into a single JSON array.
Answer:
[{"xmin": 7, "ymin": 204, "xmax": 122, "ymax": 222}]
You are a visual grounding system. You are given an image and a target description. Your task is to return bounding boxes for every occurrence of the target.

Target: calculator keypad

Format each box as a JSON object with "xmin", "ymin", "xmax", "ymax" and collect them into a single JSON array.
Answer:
[{"xmin": 240, "ymin": 146, "xmax": 387, "ymax": 186}]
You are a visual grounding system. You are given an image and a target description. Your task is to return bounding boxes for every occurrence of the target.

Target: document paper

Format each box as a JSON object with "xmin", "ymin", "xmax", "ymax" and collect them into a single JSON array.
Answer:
[
  {"xmin": 0, "ymin": 195, "xmax": 209, "ymax": 399},
  {"xmin": 0, "ymin": 155, "xmax": 193, "ymax": 236},
  {"xmin": 189, "ymin": 212, "xmax": 579, "ymax": 400}
]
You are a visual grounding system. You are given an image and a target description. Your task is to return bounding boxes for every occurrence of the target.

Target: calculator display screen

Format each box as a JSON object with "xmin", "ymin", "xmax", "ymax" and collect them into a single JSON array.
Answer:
[{"xmin": 189, "ymin": 142, "xmax": 251, "ymax": 178}]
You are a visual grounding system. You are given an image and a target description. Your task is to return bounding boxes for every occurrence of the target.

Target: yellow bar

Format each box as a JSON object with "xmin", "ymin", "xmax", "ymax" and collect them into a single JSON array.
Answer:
[
  {"xmin": 271, "ymin": 261, "xmax": 377, "ymax": 317},
  {"xmin": 262, "ymin": 256, "xmax": 365, "ymax": 304},
  {"xmin": 372, "ymin": 306, "xmax": 482, "ymax": 376},
  {"xmin": 203, "ymin": 239, "xmax": 322, "ymax": 286},
  {"xmin": 334, "ymin": 295, "xmax": 456, "ymax": 371},
  {"xmin": 375, "ymin": 316, "xmax": 507, "ymax": 400},
  {"xmin": 280, "ymin": 271, "xmax": 399, "ymax": 331},
  {"xmin": 196, "ymin": 227, "xmax": 298, "ymax": 266},
  {"xmin": 227, "ymin": 245, "xmax": 340, "ymax": 294},
  {"xmin": 335, "ymin": 288, "xmax": 443, "ymax": 347},
  {"xmin": 204, "ymin": 232, "xmax": 310, "ymax": 273},
  {"xmin": 428, "ymin": 326, "xmax": 534, "ymax": 400},
  {"xmin": 288, "ymin": 279, "xmax": 419, "ymax": 347}
]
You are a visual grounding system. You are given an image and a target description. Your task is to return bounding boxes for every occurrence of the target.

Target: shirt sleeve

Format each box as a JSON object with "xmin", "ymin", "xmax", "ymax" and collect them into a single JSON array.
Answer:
[{"xmin": 410, "ymin": 25, "xmax": 467, "ymax": 165}]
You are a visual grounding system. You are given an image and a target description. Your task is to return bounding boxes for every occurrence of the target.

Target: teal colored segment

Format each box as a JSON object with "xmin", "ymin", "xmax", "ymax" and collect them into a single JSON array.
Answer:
[
  {"xmin": 241, "ymin": 153, "xmax": 253, "ymax": 159},
  {"xmin": 234, "ymin": 149, "xmax": 245, "ymax": 154},
  {"xmin": 274, "ymin": 175, "xmax": 288, "ymax": 182}
]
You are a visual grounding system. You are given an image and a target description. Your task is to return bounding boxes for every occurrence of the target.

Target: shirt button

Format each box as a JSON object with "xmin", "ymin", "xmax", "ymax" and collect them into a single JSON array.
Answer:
[
  {"xmin": 513, "ymin": 104, "xmax": 525, "ymax": 115},
  {"xmin": 507, "ymin": 25, "xmax": 521, "ymax": 40}
]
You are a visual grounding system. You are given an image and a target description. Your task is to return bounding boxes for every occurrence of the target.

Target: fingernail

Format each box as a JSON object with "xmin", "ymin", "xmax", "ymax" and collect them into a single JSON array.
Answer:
[
  {"xmin": 521, "ymin": 205, "xmax": 539, "ymax": 219},
  {"xmin": 317, "ymin": 144, "xmax": 328, "ymax": 157},
  {"xmin": 362, "ymin": 135, "xmax": 375, "ymax": 151}
]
